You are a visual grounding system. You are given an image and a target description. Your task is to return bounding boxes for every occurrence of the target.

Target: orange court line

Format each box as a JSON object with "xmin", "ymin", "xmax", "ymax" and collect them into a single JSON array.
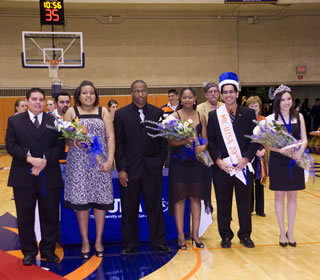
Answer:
[
  {"xmin": 64, "ymin": 256, "xmax": 102, "ymax": 280},
  {"xmin": 180, "ymin": 248, "xmax": 202, "ymax": 280},
  {"xmin": 301, "ymin": 190, "xmax": 320, "ymax": 199}
]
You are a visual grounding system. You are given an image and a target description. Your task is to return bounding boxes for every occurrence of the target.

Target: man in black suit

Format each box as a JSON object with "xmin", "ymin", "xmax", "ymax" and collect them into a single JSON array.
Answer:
[
  {"xmin": 114, "ymin": 80, "xmax": 171, "ymax": 254},
  {"xmin": 6, "ymin": 88, "xmax": 64, "ymax": 265},
  {"xmin": 207, "ymin": 73, "xmax": 258, "ymax": 249}
]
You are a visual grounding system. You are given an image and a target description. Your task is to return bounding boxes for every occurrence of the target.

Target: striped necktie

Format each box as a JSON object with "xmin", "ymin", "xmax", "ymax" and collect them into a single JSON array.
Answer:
[{"xmin": 230, "ymin": 110, "xmax": 235, "ymax": 123}]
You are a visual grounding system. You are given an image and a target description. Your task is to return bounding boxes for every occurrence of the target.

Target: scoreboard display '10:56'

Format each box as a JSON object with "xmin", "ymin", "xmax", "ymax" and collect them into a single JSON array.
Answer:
[{"xmin": 40, "ymin": 0, "xmax": 64, "ymax": 25}]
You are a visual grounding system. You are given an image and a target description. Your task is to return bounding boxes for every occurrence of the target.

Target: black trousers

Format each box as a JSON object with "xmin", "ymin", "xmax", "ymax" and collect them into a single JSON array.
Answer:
[
  {"xmin": 212, "ymin": 165, "xmax": 253, "ymax": 240},
  {"xmin": 251, "ymin": 179, "xmax": 265, "ymax": 215},
  {"xmin": 13, "ymin": 182, "xmax": 61, "ymax": 257},
  {"xmin": 119, "ymin": 169, "xmax": 166, "ymax": 249}
]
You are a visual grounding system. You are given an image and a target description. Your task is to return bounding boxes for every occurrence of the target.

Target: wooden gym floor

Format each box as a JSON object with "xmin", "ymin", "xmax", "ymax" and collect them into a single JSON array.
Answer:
[{"xmin": 0, "ymin": 152, "xmax": 320, "ymax": 280}]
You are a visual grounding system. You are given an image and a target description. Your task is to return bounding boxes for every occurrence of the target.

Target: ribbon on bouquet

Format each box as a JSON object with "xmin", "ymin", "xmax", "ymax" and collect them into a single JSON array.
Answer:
[
  {"xmin": 173, "ymin": 137, "xmax": 211, "ymax": 167},
  {"xmin": 80, "ymin": 136, "xmax": 106, "ymax": 168},
  {"xmin": 288, "ymin": 148, "xmax": 315, "ymax": 184},
  {"xmin": 88, "ymin": 136, "xmax": 106, "ymax": 168}
]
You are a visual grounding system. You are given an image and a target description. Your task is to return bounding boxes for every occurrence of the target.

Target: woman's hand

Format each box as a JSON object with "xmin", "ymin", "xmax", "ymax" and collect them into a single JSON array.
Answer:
[
  {"xmin": 291, "ymin": 148, "xmax": 304, "ymax": 161},
  {"xmin": 100, "ymin": 159, "xmax": 113, "ymax": 172},
  {"xmin": 256, "ymin": 149, "xmax": 265, "ymax": 157},
  {"xmin": 195, "ymin": 144, "xmax": 206, "ymax": 155},
  {"xmin": 66, "ymin": 139, "xmax": 90, "ymax": 149},
  {"xmin": 185, "ymin": 137, "xmax": 195, "ymax": 146}
]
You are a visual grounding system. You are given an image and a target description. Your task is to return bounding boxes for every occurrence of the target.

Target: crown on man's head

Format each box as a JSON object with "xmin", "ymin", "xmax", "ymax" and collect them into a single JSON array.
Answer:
[
  {"xmin": 219, "ymin": 72, "xmax": 239, "ymax": 92},
  {"xmin": 273, "ymin": 84, "xmax": 291, "ymax": 98}
]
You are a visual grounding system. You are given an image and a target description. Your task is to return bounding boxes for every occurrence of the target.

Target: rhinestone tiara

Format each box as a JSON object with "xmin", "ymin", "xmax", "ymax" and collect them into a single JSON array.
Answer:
[{"xmin": 274, "ymin": 84, "xmax": 291, "ymax": 97}]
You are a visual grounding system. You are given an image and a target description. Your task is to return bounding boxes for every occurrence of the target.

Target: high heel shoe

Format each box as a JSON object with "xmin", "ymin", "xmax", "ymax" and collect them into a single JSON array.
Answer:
[
  {"xmin": 95, "ymin": 250, "xmax": 104, "ymax": 257},
  {"xmin": 81, "ymin": 251, "xmax": 90, "ymax": 259},
  {"xmin": 279, "ymin": 234, "xmax": 287, "ymax": 247},
  {"xmin": 192, "ymin": 238, "xmax": 205, "ymax": 248},
  {"xmin": 178, "ymin": 238, "xmax": 188, "ymax": 250},
  {"xmin": 178, "ymin": 243, "xmax": 188, "ymax": 250},
  {"xmin": 286, "ymin": 232, "xmax": 296, "ymax": 247}
]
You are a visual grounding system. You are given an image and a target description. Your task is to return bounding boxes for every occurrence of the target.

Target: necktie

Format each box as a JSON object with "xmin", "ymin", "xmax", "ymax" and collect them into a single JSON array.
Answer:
[
  {"xmin": 34, "ymin": 115, "xmax": 40, "ymax": 128},
  {"xmin": 138, "ymin": 109, "xmax": 145, "ymax": 122},
  {"xmin": 230, "ymin": 110, "xmax": 235, "ymax": 123}
]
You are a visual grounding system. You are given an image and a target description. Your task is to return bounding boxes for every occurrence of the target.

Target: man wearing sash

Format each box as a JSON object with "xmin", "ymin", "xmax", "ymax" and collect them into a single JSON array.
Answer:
[{"xmin": 207, "ymin": 72, "xmax": 258, "ymax": 248}]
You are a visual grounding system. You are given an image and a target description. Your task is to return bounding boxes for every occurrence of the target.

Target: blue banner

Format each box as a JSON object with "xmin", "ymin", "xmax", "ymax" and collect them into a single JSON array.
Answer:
[{"xmin": 60, "ymin": 168, "xmax": 190, "ymax": 244}]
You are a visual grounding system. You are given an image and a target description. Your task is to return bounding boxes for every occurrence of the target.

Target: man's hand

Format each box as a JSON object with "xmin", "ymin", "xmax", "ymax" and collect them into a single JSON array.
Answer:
[
  {"xmin": 119, "ymin": 170, "xmax": 129, "ymax": 187},
  {"xmin": 216, "ymin": 158, "xmax": 234, "ymax": 174},
  {"xmin": 30, "ymin": 166, "xmax": 42, "ymax": 176},
  {"xmin": 27, "ymin": 156, "xmax": 47, "ymax": 170},
  {"xmin": 234, "ymin": 157, "xmax": 249, "ymax": 173}
]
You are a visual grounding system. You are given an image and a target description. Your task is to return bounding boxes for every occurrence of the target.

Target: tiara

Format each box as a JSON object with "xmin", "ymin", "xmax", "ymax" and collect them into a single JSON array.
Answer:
[{"xmin": 274, "ymin": 84, "xmax": 291, "ymax": 97}]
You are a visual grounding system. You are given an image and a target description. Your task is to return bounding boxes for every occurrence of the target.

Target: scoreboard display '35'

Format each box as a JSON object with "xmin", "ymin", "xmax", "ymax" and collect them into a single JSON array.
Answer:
[{"xmin": 40, "ymin": 0, "xmax": 64, "ymax": 25}]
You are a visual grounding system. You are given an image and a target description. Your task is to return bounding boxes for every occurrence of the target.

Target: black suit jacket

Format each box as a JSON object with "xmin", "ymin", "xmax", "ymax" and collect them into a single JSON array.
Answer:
[
  {"xmin": 207, "ymin": 106, "xmax": 258, "ymax": 163},
  {"xmin": 114, "ymin": 102, "xmax": 167, "ymax": 180},
  {"xmin": 6, "ymin": 111, "xmax": 64, "ymax": 189}
]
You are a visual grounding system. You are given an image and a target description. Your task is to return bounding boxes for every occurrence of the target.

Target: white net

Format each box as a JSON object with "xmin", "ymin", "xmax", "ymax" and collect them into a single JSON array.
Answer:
[{"xmin": 46, "ymin": 60, "xmax": 60, "ymax": 79}]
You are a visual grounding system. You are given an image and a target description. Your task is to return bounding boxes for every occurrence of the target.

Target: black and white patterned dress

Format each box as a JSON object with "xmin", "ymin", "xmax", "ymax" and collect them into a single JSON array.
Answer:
[{"xmin": 64, "ymin": 107, "xmax": 114, "ymax": 211}]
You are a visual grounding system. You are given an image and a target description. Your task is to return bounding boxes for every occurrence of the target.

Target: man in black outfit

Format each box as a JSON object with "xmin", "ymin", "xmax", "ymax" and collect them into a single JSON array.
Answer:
[
  {"xmin": 207, "ymin": 73, "xmax": 258, "ymax": 249},
  {"xmin": 6, "ymin": 88, "xmax": 64, "ymax": 265},
  {"xmin": 114, "ymin": 80, "xmax": 171, "ymax": 254}
]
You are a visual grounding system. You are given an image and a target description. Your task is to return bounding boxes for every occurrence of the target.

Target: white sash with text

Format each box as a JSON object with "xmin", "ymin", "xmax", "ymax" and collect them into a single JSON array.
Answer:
[{"xmin": 216, "ymin": 104, "xmax": 254, "ymax": 185}]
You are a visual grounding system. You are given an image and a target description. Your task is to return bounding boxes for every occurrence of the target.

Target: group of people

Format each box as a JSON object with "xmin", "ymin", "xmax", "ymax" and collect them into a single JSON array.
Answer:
[{"xmin": 6, "ymin": 72, "xmax": 308, "ymax": 266}]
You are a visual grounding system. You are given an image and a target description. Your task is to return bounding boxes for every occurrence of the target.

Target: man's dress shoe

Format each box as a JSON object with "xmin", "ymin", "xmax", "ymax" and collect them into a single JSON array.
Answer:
[
  {"xmin": 22, "ymin": 255, "xmax": 35, "ymax": 266},
  {"xmin": 240, "ymin": 237, "xmax": 255, "ymax": 248}
]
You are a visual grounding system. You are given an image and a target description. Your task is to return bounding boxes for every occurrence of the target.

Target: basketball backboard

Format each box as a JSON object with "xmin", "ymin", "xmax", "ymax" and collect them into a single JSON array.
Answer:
[{"xmin": 22, "ymin": 31, "xmax": 84, "ymax": 68}]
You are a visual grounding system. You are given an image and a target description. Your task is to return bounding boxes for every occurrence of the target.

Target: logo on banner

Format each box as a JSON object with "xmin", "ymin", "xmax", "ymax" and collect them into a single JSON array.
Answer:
[{"xmin": 89, "ymin": 198, "xmax": 168, "ymax": 219}]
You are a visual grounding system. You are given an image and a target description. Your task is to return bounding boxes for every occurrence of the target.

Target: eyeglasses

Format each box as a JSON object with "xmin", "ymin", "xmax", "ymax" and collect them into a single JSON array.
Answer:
[
  {"xmin": 222, "ymin": 90, "xmax": 236, "ymax": 95},
  {"xmin": 207, "ymin": 89, "xmax": 218, "ymax": 94}
]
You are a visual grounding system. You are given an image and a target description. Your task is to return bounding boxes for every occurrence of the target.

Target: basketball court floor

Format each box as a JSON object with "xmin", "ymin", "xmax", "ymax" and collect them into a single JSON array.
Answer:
[{"xmin": 1, "ymin": 152, "xmax": 320, "ymax": 280}]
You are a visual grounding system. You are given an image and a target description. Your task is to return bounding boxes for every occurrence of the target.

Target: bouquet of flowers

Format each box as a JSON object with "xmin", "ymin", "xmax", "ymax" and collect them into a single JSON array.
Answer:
[
  {"xmin": 143, "ymin": 115, "xmax": 213, "ymax": 167},
  {"xmin": 51, "ymin": 117, "xmax": 90, "ymax": 143},
  {"xmin": 47, "ymin": 117, "xmax": 106, "ymax": 167},
  {"xmin": 246, "ymin": 119, "xmax": 314, "ymax": 173}
]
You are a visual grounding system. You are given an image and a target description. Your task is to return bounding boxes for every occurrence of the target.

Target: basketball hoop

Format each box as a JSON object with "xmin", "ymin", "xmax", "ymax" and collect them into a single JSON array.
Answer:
[{"xmin": 46, "ymin": 59, "xmax": 61, "ymax": 79}]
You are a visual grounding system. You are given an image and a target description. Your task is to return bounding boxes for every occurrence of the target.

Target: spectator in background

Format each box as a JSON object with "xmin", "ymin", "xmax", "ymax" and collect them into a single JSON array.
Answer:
[
  {"xmin": 53, "ymin": 92, "xmax": 71, "ymax": 119},
  {"xmin": 47, "ymin": 99, "xmax": 56, "ymax": 113},
  {"xmin": 301, "ymin": 98, "xmax": 311, "ymax": 135},
  {"xmin": 311, "ymin": 98, "xmax": 320, "ymax": 131},
  {"xmin": 247, "ymin": 96, "xmax": 267, "ymax": 217},
  {"xmin": 294, "ymin": 98, "xmax": 301, "ymax": 112},
  {"xmin": 14, "ymin": 99, "xmax": 27, "ymax": 115},
  {"xmin": 107, "ymin": 99, "xmax": 118, "ymax": 119},
  {"xmin": 197, "ymin": 82, "xmax": 223, "ymax": 214},
  {"xmin": 161, "ymin": 89, "xmax": 179, "ymax": 115}
]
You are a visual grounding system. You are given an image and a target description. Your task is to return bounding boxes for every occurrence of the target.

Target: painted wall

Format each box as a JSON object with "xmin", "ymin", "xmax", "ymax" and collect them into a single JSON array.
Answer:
[{"xmin": 0, "ymin": 12, "xmax": 320, "ymax": 89}]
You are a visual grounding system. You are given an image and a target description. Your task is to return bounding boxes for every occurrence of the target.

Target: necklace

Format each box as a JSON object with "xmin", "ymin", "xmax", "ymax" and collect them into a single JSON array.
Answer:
[{"xmin": 181, "ymin": 109, "xmax": 194, "ymax": 119}]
